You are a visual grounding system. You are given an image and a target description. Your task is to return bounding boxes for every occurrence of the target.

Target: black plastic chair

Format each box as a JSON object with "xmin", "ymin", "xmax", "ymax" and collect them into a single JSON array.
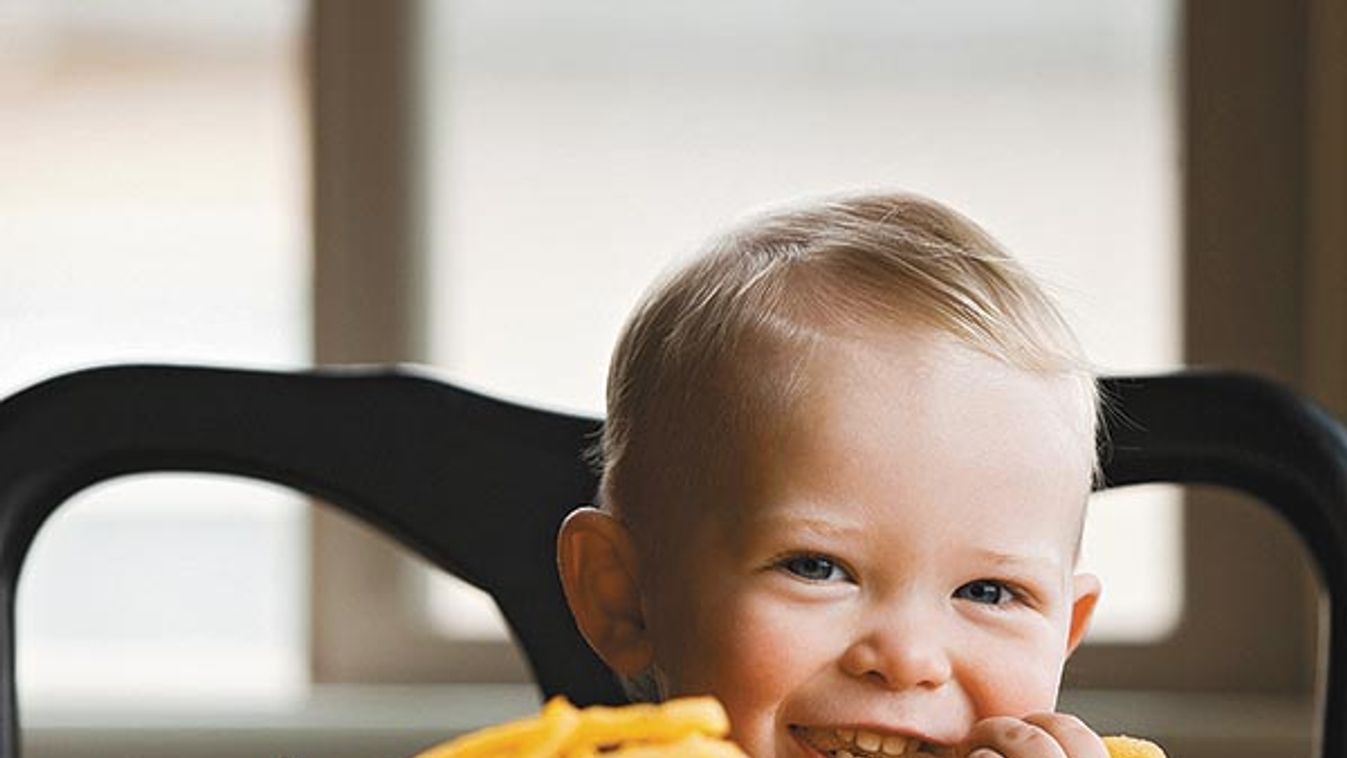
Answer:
[{"xmin": 1, "ymin": 365, "xmax": 1346, "ymax": 758}]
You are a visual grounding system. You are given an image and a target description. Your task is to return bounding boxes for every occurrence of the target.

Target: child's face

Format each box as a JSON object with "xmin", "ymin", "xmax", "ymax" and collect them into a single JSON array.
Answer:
[{"xmin": 640, "ymin": 329, "xmax": 1099, "ymax": 758}]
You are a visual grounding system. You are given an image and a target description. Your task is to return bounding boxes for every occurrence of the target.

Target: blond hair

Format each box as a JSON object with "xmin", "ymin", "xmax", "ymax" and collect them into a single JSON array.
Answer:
[{"xmin": 597, "ymin": 191, "xmax": 1097, "ymax": 535}]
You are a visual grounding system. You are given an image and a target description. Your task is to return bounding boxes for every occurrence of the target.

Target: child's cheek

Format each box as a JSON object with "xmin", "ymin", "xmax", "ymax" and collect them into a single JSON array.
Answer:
[
  {"xmin": 695, "ymin": 589, "xmax": 829, "ymax": 721},
  {"xmin": 964, "ymin": 634, "xmax": 1067, "ymax": 719},
  {"xmin": 711, "ymin": 592, "xmax": 808, "ymax": 689},
  {"xmin": 672, "ymin": 588, "xmax": 788, "ymax": 688},
  {"xmin": 678, "ymin": 589, "xmax": 826, "ymax": 749}
]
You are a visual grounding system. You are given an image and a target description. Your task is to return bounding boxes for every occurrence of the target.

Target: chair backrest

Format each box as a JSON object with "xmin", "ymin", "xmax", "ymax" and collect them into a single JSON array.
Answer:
[{"xmin": 1, "ymin": 366, "xmax": 1346, "ymax": 758}]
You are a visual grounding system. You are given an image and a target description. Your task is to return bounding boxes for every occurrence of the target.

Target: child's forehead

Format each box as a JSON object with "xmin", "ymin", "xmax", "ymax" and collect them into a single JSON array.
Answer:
[
  {"xmin": 676, "ymin": 327, "xmax": 1094, "ymax": 484},
  {"xmin": 711, "ymin": 329, "xmax": 1093, "ymax": 516},
  {"xmin": 734, "ymin": 324, "xmax": 1092, "ymax": 431},
  {"xmin": 635, "ymin": 326, "xmax": 1093, "ymax": 538}
]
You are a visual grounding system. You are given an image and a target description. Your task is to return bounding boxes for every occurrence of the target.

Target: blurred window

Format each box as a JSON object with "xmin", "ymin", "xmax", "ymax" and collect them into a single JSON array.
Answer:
[
  {"xmin": 1, "ymin": 0, "xmax": 308, "ymax": 704},
  {"xmin": 417, "ymin": 0, "xmax": 1180, "ymax": 655}
]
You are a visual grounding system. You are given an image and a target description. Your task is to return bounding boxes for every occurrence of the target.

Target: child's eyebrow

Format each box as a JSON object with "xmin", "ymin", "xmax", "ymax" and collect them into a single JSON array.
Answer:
[
  {"xmin": 968, "ymin": 548, "xmax": 1063, "ymax": 575},
  {"xmin": 745, "ymin": 513, "xmax": 864, "ymax": 538}
]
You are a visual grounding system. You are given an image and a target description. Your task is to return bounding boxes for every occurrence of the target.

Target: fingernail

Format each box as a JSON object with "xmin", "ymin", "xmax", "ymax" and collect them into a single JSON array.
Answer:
[{"xmin": 969, "ymin": 750, "xmax": 1002, "ymax": 758}]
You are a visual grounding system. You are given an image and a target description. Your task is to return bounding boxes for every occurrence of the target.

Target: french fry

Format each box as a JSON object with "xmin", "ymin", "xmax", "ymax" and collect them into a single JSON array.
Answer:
[
  {"xmin": 1103, "ymin": 735, "xmax": 1167, "ymax": 758},
  {"xmin": 591, "ymin": 733, "xmax": 749, "ymax": 758},
  {"xmin": 563, "ymin": 697, "xmax": 730, "ymax": 748},
  {"xmin": 411, "ymin": 714, "xmax": 547, "ymax": 758}
]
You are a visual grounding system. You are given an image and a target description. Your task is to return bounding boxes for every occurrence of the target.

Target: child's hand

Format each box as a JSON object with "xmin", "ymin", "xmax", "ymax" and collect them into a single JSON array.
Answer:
[{"xmin": 960, "ymin": 713, "xmax": 1108, "ymax": 758}]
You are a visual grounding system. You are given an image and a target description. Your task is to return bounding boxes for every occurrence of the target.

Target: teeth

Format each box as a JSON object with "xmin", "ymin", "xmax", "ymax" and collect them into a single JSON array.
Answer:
[
  {"xmin": 803, "ymin": 726, "xmax": 925, "ymax": 758},
  {"xmin": 855, "ymin": 731, "xmax": 883, "ymax": 752},
  {"xmin": 882, "ymin": 735, "xmax": 912, "ymax": 756}
]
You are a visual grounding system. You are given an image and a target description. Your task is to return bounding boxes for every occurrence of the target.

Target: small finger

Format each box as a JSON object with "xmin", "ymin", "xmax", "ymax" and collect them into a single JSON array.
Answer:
[
  {"xmin": 1022, "ymin": 713, "xmax": 1107, "ymax": 758},
  {"xmin": 963, "ymin": 717, "xmax": 1069, "ymax": 758}
]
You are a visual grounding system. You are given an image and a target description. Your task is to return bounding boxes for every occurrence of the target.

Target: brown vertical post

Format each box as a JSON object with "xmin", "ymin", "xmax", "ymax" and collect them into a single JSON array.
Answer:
[
  {"xmin": 308, "ymin": 0, "xmax": 428, "ymax": 682},
  {"xmin": 1303, "ymin": 0, "xmax": 1347, "ymax": 418},
  {"xmin": 1180, "ymin": 0, "xmax": 1315, "ymax": 695}
]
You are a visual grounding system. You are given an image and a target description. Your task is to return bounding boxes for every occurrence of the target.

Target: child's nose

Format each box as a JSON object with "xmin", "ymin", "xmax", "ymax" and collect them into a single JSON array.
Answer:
[{"xmin": 838, "ymin": 617, "xmax": 953, "ymax": 690}]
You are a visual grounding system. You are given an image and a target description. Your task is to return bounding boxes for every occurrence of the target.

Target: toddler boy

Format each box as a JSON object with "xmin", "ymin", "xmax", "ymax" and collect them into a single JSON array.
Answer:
[{"xmin": 558, "ymin": 192, "xmax": 1106, "ymax": 758}]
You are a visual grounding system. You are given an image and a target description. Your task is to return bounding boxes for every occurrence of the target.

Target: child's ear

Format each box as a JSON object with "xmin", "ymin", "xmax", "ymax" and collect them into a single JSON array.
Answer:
[
  {"xmin": 1066, "ymin": 572, "xmax": 1101, "ymax": 656},
  {"xmin": 556, "ymin": 506, "xmax": 654, "ymax": 676}
]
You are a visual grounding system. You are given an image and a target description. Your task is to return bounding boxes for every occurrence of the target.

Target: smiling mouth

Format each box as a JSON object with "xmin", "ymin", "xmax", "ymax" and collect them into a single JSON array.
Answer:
[{"xmin": 791, "ymin": 725, "xmax": 951, "ymax": 758}]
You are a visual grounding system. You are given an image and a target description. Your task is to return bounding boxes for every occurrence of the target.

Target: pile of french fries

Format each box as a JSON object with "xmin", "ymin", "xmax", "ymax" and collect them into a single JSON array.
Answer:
[
  {"xmin": 413, "ymin": 696, "xmax": 749, "ymax": 758},
  {"xmin": 412, "ymin": 696, "xmax": 1164, "ymax": 758}
]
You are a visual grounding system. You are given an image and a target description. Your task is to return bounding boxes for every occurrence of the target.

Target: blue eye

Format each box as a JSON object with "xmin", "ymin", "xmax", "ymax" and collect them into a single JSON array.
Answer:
[
  {"xmin": 778, "ymin": 554, "xmax": 849, "ymax": 582},
  {"xmin": 955, "ymin": 579, "xmax": 1015, "ymax": 605}
]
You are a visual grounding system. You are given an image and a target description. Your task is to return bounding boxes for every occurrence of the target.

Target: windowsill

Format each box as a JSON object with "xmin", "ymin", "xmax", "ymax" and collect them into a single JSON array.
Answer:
[
  {"xmin": 22, "ymin": 684, "xmax": 539, "ymax": 758},
  {"xmin": 23, "ymin": 683, "xmax": 541, "ymax": 732},
  {"xmin": 23, "ymin": 686, "xmax": 1314, "ymax": 758}
]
